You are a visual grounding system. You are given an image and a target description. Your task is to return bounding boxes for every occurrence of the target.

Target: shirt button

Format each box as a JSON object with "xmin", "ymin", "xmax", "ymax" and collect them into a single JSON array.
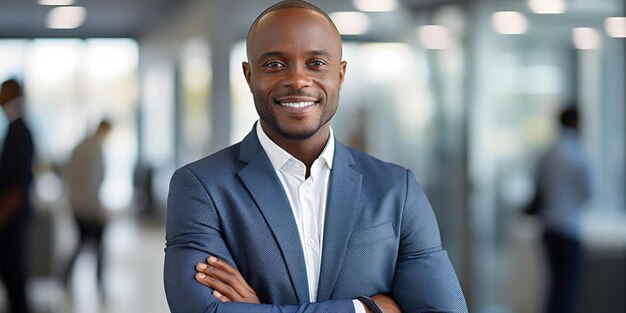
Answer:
[{"xmin": 307, "ymin": 239, "xmax": 315, "ymax": 246}]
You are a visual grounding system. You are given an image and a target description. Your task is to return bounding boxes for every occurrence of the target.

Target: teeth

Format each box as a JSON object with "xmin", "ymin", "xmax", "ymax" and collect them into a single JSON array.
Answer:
[{"xmin": 279, "ymin": 101, "xmax": 315, "ymax": 108}]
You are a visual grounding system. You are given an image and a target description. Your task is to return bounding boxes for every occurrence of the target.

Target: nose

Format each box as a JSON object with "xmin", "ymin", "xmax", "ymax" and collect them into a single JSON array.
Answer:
[{"xmin": 282, "ymin": 65, "xmax": 312, "ymax": 89}]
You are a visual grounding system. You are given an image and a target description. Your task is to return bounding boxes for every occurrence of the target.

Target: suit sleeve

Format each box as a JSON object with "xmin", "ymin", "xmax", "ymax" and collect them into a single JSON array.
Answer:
[
  {"xmin": 164, "ymin": 167, "xmax": 355, "ymax": 313},
  {"xmin": 391, "ymin": 170, "xmax": 468, "ymax": 313},
  {"xmin": 1, "ymin": 124, "xmax": 33, "ymax": 188}
]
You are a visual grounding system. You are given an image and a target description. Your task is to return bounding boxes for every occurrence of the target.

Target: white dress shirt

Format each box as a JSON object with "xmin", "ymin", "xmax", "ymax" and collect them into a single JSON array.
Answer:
[
  {"xmin": 538, "ymin": 128, "xmax": 593, "ymax": 239},
  {"xmin": 65, "ymin": 133, "xmax": 107, "ymax": 223},
  {"xmin": 256, "ymin": 122, "xmax": 366, "ymax": 313}
]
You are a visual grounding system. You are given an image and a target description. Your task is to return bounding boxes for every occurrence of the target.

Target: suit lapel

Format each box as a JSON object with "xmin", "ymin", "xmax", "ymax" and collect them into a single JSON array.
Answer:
[
  {"xmin": 237, "ymin": 129, "xmax": 310, "ymax": 303},
  {"xmin": 317, "ymin": 142, "xmax": 362, "ymax": 301}
]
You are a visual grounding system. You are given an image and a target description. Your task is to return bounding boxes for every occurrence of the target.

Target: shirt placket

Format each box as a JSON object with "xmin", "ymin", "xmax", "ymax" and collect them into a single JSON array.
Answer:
[{"xmin": 299, "ymin": 174, "xmax": 321, "ymax": 301}]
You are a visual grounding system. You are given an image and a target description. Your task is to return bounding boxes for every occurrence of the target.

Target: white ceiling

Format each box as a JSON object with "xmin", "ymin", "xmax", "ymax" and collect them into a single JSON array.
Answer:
[
  {"xmin": 0, "ymin": 0, "xmax": 192, "ymax": 38},
  {"xmin": 0, "ymin": 0, "xmax": 450, "ymax": 39},
  {"xmin": 0, "ymin": 0, "xmax": 620, "ymax": 40}
]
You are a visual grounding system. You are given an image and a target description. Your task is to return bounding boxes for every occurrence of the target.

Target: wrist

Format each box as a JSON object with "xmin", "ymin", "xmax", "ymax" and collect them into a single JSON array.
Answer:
[{"xmin": 356, "ymin": 296, "xmax": 383, "ymax": 313}]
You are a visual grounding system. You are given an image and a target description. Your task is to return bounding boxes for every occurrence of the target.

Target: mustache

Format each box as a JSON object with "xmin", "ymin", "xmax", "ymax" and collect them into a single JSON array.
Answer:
[{"xmin": 273, "ymin": 89, "xmax": 321, "ymax": 99}]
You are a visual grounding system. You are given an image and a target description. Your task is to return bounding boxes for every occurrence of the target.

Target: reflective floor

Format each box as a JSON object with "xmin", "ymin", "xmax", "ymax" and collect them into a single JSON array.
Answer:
[{"xmin": 0, "ymin": 218, "xmax": 169, "ymax": 313}]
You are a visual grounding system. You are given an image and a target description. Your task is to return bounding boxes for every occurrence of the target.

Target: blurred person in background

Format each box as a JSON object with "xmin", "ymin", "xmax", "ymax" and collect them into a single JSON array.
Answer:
[
  {"xmin": 0, "ymin": 79, "xmax": 34, "ymax": 313},
  {"xmin": 63, "ymin": 120, "xmax": 111, "ymax": 300},
  {"xmin": 536, "ymin": 106, "xmax": 592, "ymax": 313}
]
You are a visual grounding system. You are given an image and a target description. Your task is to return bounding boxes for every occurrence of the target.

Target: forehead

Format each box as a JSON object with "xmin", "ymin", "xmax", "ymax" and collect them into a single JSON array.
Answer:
[{"xmin": 248, "ymin": 8, "xmax": 341, "ymax": 60}]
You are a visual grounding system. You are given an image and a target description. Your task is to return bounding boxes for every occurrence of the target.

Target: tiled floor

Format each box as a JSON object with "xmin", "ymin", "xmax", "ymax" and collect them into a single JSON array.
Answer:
[{"xmin": 0, "ymin": 217, "xmax": 169, "ymax": 313}]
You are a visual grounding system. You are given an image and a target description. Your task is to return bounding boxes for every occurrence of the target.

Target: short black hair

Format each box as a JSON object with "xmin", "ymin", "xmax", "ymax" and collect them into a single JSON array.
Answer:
[
  {"xmin": 247, "ymin": 1, "xmax": 340, "ymax": 45},
  {"xmin": 559, "ymin": 107, "xmax": 578, "ymax": 128},
  {"xmin": 1, "ymin": 78, "xmax": 22, "ymax": 95},
  {"xmin": 98, "ymin": 119, "xmax": 111, "ymax": 129}
]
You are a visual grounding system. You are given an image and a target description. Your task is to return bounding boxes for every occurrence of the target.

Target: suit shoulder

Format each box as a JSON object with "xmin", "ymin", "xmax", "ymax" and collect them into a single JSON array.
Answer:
[
  {"xmin": 345, "ymin": 146, "xmax": 408, "ymax": 176},
  {"xmin": 175, "ymin": 143, "xmax": 241, "ymax": 179}
]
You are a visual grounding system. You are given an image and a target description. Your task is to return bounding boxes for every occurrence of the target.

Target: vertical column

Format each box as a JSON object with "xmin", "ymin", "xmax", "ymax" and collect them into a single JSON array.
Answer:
[{"xmin": 209, "ymin": 0, "xmax": 236, "ymax": 152}]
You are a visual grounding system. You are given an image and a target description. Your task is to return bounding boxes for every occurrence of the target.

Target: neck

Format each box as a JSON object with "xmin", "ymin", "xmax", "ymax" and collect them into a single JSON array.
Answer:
[
  {"xmin": 260, "ymin": 122, "xmax": 330, "ymax": 171},
  {"xmin": 2, "ymin": 97, "xmax": 21, "ymax": 123}
]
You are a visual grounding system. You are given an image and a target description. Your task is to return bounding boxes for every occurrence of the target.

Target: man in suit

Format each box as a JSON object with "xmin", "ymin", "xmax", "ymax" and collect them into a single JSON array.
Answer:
[
  {"xmin": 0, "ymin": 78, "xmax": 34, "ymax": 313},
  {"xmin": 164, "ymin": 1, "xmax": 467, "ymax": 312}
]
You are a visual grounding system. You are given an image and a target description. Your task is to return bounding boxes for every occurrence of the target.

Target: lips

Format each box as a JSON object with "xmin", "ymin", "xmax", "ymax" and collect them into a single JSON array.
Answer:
[
  {"xmin": 279, "ymin": 101, "xmax": 316, "ymax": 108},
  {"xmin": 275, "ymin": 95, "xmax": 319, "ymax": 110}
]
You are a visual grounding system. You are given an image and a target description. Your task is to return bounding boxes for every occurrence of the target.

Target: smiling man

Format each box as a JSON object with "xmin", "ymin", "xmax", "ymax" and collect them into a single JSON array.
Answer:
[{"xmin": 164, "ymin": 1, "xmax": 467, "ymax": 312}]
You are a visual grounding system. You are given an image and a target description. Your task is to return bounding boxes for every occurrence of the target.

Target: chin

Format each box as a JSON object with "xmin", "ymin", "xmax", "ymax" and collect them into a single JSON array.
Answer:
[{"xmin": 277, "ymin": 127, "xmax": 319, "ymax": 141}]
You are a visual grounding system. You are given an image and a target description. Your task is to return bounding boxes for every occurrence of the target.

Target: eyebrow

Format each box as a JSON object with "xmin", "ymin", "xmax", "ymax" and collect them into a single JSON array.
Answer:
[
  {"xmin": 256, "ymin": 50, "xmax": 334, "ymax": 63},
  {"xmin": 257, "ymin": 51, "xmax": 284, "ymax": 62},
  {"xmin": 307, "ymin": 50, "xmax": 333, "ymax": 58}
]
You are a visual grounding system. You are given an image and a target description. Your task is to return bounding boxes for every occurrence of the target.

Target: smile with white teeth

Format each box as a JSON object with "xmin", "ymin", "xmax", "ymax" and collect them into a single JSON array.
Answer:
[{"xmin": 279, "ymin": 101, "xmax": 316, "ymax": 108}]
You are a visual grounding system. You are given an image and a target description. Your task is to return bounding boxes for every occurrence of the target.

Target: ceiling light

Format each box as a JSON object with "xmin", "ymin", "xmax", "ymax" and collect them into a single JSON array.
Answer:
[
  {"xmin": 46, "ymin": 6, "xmax": 86, "ymax": 29},
  {"xmin": 492, "ymin": 11, "xmax": 528, "ymax": 35},
  {"xmin": 573, "ymin": 27, "xmax": 600, "ymax": 49},
  {"xmin": 418, "ymin": 25, "xmax": 450, "ymax": 50},
  {"xmin": 353, "ymin": 0, "xmax": 397, "ymax": 12},
  {"xmin": 329, "ymin": 12, "xmax": 370, "ymax": 35},
  {"xmin": 605, "ymin": 17, "xmax": 626, "ymax": 38},
  {"xmin": 527, "ymin": 0, "xmax": 566, "ymax": 14},
  {"xmin": 38, "ymin": 0, "xmax": 75, "ymax": 5}
]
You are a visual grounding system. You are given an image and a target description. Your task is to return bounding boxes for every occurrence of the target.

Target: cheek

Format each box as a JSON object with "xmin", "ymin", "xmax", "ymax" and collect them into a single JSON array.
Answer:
[
  {"xmin": 252, "ymin": 76, "xmax": 278, "ymax": 97},
  {"xmin": 319, "ymin": 69, "xmax": 343, "ymax": 90},
  {"xmin": 319, "ymin": 77, "xmax": 341, "ymax": 97}
]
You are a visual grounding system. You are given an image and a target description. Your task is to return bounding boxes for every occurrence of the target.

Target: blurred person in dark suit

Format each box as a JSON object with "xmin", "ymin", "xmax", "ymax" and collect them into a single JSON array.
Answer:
[
  {"xmin": 536, "ymin": 106, "xmax": 592, "ymax": 313},
  {"xmin": 63, "ymin": 120, "xmax": 111, "ymax": 299},
  {"xmin": 0, "ymin": 79, "xmax": 34, "ymax": 313}
]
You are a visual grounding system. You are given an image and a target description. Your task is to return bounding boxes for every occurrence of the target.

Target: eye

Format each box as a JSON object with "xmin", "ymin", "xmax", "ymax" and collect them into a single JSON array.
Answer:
[
  {"xmin": 308, "ymin": 60, "xmax": 327, "ymax": 68},
  {"xmin": 264, "ymin": 61, "xmax": 284, "ymax": 69}
]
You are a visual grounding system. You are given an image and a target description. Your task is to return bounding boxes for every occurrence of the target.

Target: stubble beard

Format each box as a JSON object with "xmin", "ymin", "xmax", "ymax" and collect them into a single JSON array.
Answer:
[{"xmin": 255, "ymin": 94, "xmax": 338, "ymax": 142}]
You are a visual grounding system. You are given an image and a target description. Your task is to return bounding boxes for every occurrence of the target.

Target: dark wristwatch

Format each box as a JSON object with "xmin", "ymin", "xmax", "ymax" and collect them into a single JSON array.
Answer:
[{"xmin": 356, "ymin": 295, "xmax": 383, "ymax": 313}]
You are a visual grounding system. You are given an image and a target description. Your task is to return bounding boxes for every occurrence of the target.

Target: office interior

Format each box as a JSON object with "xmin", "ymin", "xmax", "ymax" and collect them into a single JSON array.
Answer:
[{"xmin": 0, "ymin": 0, "xmax": 624, "ymax": 312}]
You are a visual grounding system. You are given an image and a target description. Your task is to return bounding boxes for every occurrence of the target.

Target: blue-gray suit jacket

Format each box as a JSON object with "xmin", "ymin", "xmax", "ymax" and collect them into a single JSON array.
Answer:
[{"xmin": 164, "ymin": 127, "xmax": 467, "ymax": 312}]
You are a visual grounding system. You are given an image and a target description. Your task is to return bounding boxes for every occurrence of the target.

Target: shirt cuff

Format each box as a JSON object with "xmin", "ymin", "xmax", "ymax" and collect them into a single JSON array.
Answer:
[{"xmin": 353, "ymin": 299, "xmax": 367, "ymax": 313}]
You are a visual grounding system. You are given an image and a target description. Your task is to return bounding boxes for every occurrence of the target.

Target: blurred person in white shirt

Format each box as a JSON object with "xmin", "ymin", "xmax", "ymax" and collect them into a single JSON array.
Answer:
[
  {"xmin": 536, "ymin": 106, "xmax": 592, "ymax": 313},
  {"xmin": 63, "ymin": 120, "xmax": 111, "ymax": 299}
]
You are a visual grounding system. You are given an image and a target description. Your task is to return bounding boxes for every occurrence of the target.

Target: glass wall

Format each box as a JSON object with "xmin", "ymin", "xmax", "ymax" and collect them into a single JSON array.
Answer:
[
  {"xmin": 0, "ymin": 38, "xmax": 138, "ymax": 211},
  {"xmin": 467, "ymin": 0, "xmax": 625, "ymax": 311}
]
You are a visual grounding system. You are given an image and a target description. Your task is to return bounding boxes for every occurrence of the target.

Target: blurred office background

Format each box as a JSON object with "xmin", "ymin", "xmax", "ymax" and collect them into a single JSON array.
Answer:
[{"xmin": 0, "ymin": 0, "xmax": 624, "ymax": 312}]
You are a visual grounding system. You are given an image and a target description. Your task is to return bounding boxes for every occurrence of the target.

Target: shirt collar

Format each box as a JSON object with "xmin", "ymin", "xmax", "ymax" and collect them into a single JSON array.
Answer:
[{"xmin": 256, "ymin": 121, "xmax": 335, "ymax": 172}]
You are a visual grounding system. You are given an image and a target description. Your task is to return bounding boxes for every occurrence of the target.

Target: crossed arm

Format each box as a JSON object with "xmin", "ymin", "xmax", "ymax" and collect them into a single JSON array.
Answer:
[{"xmin": 193, "ymin": 255, "xmax": 400, "ymax": 313}]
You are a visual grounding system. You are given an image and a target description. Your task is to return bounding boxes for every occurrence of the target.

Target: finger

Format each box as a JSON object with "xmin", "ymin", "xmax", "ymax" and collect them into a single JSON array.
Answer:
[
  {"xmin": 196, "ymin": 262, "xmax": 211, "ymax": 274},
  {"xmin": 194, "ymin": 271, "xmax": 243, "ymax": 302},
  {"xmin": 201, "ymin": 261, "xmax": 251, "ymax": 299},
  {"xmin": 207, "ymin": 256, "xmax": 247, "ymax": 285},
  {"xmin": 207, "ymin": 256, "xmax": 255, "ymax": 293},
  {"xmin": 213, "ymin": 290, "xmax": 231, "ymax": 302}
]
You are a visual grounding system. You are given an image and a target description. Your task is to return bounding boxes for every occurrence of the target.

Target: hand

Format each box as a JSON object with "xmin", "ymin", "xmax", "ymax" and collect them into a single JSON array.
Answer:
[
  {"xmin": 0, "ymin": 188, "xmax": 20, "ymax": 229},
  {"xmin": 367, "ymin": 294, "xmax": 400, "ymax": 313},
  {"xmin": 195, "ymin": 256, "xmax": 260, "ymax": 304}
]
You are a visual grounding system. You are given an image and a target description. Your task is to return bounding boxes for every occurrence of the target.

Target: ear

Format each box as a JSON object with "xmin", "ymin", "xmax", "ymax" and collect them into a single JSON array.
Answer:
[
  {"xmin": 338, "ymin": 61, "xmax": 347, "ymax": 89},
  {"xmin": 242, "ymin": 62, "xmax": 253, "ymax": 93}
]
